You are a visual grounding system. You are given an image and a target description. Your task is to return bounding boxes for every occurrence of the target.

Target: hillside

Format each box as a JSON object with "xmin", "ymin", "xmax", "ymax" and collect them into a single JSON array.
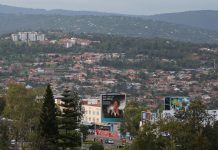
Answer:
[
  {"xmin": 1, "ymin": 14, "xmax": 218, "ymax": 44},
  {"xmin": 148, "ymin": 10, "xmax": 218, "ymax": 31},
  {"xmin": 1, "ymin": 4, "xmax": 218, "ymax": 43},
  {"xmin": 1, "ymin": 4, "xmax": 218, "ymax": 31}
]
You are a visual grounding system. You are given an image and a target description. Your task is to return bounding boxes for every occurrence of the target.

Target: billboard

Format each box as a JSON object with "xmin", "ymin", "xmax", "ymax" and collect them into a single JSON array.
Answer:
[
  {"xmin": 101, "ymin": 94, "xmax": 126, "ymax": 122},
  {"xmin": 96, "ymin": 130, "xmax": 119, "ymax": 139},
  {"xmin": 141, "ymin": 111, "xmax": 147, "ymax": 122},
  {"xmin": 141, "ymin": 111, "xmax": 157, "ymax": 122},
  {"xmin": 165, "ymin": 97, "xmax": 190, "ymax": 111},
  {"xmin": 141, "ymin": 111, "xmax": 152, "ymax": 122}
]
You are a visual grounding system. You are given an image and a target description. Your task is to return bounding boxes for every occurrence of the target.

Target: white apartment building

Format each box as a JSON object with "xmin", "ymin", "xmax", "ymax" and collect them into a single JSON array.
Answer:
[
  {"xmin": 36, "ymin": 34, "xmax": 45, "ymax": 41},
  {"xmin": 11, "ymin": 34, "xmax": 19, "ymax": 42},
  {"xmin": 54, "ymin": 96, "xmax": 102, "ymax": 124},
  {"xmin": 82, "ymin": 104, "xmax": 102, "ymax": 124},
  {"xmin": 18, "ymin": 32, "xmax": 28, "ymax": 41},
  {"xmin": 28, "ymin": 32, "xmax": 37, "ymax": 41},
  {"xmin": 11, "ymin": 32, "xmax": 45, "ymax": 42}
]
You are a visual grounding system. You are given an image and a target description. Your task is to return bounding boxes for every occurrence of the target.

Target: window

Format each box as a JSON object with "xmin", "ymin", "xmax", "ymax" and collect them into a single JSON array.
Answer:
[
  {"xmin": 89, "ymin": 110, "xmax": 91, "ymax": 114},
  {"xmin": 93, "ymin": 111, "xmax": 95, "ymax": 115},
  {"xmin": 96, "ymin": 111, "xmax": 99, "ymax": 115}
]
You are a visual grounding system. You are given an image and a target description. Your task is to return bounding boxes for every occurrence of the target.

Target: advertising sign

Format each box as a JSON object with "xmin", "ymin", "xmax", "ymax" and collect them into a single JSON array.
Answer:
[
  {"xmin": 101, "ymin": 94, "xmax": 126, "ymax": 122},
  {"xmin": 141, "ymin": 111, "xmax": 153, "ymax": 122},
  {"xmin": 141, "ymin": 111, "xmax": 147, "ymax": 122},
  {"xmin": 96, "ymin": 130, "xmax": 119, "ymax": 138},
  {"xmin": 165, "ymin": 97, "xmax": 190, "ymax": 111}
]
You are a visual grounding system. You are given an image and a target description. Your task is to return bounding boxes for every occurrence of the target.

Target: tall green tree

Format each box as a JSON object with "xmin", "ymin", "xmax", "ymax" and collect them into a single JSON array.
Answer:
[
  {"xmin": 174, "ymin": 100, "xmax": 211, "ymax": 150},
  {"xmin": 120, "ymin": 100, "xmax": 144, "ymax": 136},
  {"xmin": 58, "ymin": 88, "xmax": 83, "ymax": 149},
  {"xmin": 38, "ymin": 84, "xmax": 58, "ymax": 150},
  {"xmin": 3, "ymin": 83, "xmax": 43, "ymax": 150}
]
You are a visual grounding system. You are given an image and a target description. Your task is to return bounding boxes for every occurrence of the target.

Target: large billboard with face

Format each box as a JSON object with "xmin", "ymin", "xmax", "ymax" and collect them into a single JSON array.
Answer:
[
  {"xmin": 165, "ymin": 97, "xmax": 190, "ymax": 111},
  {"xmin": 101, "ymin": 94, "xmax": 126, "ymax": 122}
]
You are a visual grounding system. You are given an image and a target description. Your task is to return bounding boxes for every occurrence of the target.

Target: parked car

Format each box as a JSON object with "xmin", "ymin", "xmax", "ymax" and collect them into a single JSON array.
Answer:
[{"xmin": 105, "ymin": 139, "xmax": 114, "ymax": 144}]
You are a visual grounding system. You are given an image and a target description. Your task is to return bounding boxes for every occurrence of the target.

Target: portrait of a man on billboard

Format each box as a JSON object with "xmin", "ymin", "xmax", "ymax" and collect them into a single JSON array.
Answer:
[
  {"xmin": 108, "ymin": 96, "xmax": 123, "ymax": 118},
  {"xmin": 102, "ymin": 94, "xmax": 126, "ymax": 122}
]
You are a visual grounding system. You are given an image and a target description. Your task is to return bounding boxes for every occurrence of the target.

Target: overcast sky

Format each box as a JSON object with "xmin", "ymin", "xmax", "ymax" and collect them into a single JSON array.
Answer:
[{"xmin": 0, "ymin": 0, "xmax": 218, "ymax": 15}]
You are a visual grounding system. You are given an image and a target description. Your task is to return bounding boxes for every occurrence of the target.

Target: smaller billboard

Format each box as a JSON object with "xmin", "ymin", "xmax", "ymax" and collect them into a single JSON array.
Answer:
[
  {"xmin": 171, "ymin": 97, "xmax": 190, "ymax": 111},
  {"xmin": 141, "ymin": 111, "xmax": 153, "ymax": 122},
  {"xmin": 101, "ymin": 94, "xmax": 126, "ymax": 122},
  {"xmin": 165, "ymin": 97, "xmax": 190, "ymax": 111},
  {"xmin": 141, "ymin": 111, "xmax": 147, "ymax": 122}
]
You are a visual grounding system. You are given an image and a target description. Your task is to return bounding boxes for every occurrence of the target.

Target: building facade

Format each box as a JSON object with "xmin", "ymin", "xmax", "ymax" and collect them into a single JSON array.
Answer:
[{"xmin": 82, "ymin": 104, "xmax": 102, "ymax": 124}]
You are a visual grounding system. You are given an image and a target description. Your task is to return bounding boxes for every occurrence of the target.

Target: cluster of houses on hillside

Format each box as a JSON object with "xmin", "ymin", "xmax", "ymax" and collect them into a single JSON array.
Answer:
[{"xmin": 0, "ymin": 50, "xmax": 217, "ymax": 111}]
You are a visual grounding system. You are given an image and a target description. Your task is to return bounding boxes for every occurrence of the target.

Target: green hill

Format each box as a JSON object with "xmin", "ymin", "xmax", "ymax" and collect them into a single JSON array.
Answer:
[{"xmin": 1, "ymin": 14, "xmax": 218, "ymax": 44}]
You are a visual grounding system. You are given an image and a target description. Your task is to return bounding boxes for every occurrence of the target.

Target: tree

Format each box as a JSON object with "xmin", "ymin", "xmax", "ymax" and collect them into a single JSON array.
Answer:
[
  {"xmin": 89, "ymin": 143, "xmax": 104, "ymax": 150},
  {"xmin": 3, "ymin": 83, "xmax": 43, "ymax": 150},
  {"xmin": 0, "ymin": 121, "xmax": 9, "ymax": 150},
  {"xmin": 130, "ymin": 122, "xmax": 158, "ymax": 150},
  {"xmin": 205, "ymin": 121, "xmax": 218, "ymax": 150},
  {"xmin": 130, "ymin": 100, "xmax": 214, "ymax": 150},
  {"xmin": 0, "ymin": 97, "xmax": 5, "ymax": 115},
  {"xmin": 38, "ymin": 84, "xmax": 58, "ymax": 150},
  {"xmin": 120, "ymin": 100, "xmax": 145, "ymax": 136},
  {"xmin": 173, "ymin": 100, "xmax": 211, "ymax": 150},
  {"xmin": 80, "ymin": 125, "xmax": 89, "ymax": 142},
  {"xmin": 58, "ymin": 88, "xmax": 83, "ymax": 149}
]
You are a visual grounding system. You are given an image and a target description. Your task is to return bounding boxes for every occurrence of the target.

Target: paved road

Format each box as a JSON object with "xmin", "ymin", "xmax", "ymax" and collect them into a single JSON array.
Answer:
[{"xmin": 87, "ymin": 134, "xmax": 124, "ymax": 149}]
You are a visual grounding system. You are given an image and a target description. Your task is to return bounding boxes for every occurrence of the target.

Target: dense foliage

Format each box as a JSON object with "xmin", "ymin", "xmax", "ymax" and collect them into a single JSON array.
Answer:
[
  {"xmin": 0, "ymin": 34, "xmax": 217, "ymax": 71},
  {"xmin": 120, "ymin": 101, "xmax": 145, "ymax": 136},
  {"xmin": 130, "ymin": 100, "xmax": 218, "ymax": 150},
  {"xmin": 2, "ymin": 83, "xmax": 44, "ymax": 149}
]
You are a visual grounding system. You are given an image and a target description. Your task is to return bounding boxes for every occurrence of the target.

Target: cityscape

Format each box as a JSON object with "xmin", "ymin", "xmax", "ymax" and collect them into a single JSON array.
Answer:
[{"xmin": 0, "ymin": 1, "xmax": 218, "ymax": 150}]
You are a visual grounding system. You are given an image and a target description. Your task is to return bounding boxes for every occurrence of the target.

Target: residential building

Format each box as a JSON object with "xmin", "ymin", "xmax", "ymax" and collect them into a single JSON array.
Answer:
[{"xmin": 82, "ymin": 102, "xmax": 102, "ymax": 124}]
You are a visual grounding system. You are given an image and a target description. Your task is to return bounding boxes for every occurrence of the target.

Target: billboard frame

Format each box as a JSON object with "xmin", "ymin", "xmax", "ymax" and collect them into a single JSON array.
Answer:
[
  {"xmin": 101, "ymin": 93, "xmax": 126, "ymax": 123},
  {"xmin": 164, "ymin": 97, "xmax": 190, "ymax": 111}
]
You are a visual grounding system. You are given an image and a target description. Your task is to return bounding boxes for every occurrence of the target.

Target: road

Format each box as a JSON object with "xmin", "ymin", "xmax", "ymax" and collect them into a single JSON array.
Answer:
[{"xmin": 87, "ymin": 134, "xmax": 124, "ymax": 149}]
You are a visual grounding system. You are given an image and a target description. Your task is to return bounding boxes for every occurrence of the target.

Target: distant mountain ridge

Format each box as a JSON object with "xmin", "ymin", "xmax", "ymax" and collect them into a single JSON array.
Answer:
[
  {"xmin": 1, "ymin": 4, "xmax": 218, "ymax": 44},
  {"xmin": 0, "ymin": 4, "xmax": 118, "ymax": 16},
  {"xmin": 1, "ymin": 4, "xmax": 218, "ymax": 31},
  {"xmin": 148, "ymin": 10, "xmax": 218, "ymax": 31}
]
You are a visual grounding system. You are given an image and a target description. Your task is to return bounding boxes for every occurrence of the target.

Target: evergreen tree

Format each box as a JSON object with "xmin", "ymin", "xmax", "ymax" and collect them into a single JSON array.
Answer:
[
  {"xmin": 58, "ymin": 88, "xmax": 83, "ymax": 149},
  {"xmin": 0, "ymin": 122, "xmax": 9, "ymax": 150},
  {"xmin": 39, "ymin": 84, "xmax": 58, "ymax": 150}
]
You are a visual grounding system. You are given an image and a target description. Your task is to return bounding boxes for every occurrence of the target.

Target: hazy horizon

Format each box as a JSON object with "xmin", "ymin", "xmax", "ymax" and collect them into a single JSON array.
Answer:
[{"xmin": 0, "ymin": 0, "xmax": 218, "ymax": 15}]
